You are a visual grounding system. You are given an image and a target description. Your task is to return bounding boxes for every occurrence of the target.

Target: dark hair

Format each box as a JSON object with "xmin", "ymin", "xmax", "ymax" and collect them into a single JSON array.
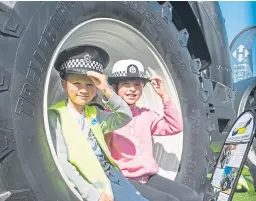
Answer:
[
  {"xmin": 61, "ymin": 72, "xmax": 88, "ymax": 80},
  {"xmin": 117, "ymin": 78, "xmax": 147, "ymax": 86},
  {"xmin": 61, "ymin": 72, "xmax": 69, "ymax": 80}
]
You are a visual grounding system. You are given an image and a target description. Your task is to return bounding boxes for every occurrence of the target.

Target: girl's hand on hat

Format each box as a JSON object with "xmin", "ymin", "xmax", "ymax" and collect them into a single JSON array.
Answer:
[
  {"xmin": 150, "ymin": 76, "xmax": 170, "ymax": 102},
  {"xmin": 98, "ymin": 192, "xmax": 114, "ymax": 201},
  {"xmin": 87, "ymin": 71, "xmax": 113, "ymax": 99}
]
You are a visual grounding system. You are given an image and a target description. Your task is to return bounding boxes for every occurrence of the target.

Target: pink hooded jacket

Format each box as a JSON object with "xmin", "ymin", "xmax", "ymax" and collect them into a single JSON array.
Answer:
[{"xmin": 106, "ymin": 99, "xmax": 183, "ymax": 183}]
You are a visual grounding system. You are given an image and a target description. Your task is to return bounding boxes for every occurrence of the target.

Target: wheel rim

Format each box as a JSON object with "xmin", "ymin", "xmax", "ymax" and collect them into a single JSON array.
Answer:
[{"xmin": 43, "ymin": 18, "xmax": 183, "ymax": 195}]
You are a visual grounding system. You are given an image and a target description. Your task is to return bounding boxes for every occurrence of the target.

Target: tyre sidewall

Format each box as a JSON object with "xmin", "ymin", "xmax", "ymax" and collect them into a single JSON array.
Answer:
[{"xmin": 6, "ymin": 1, "xmax": 208, "ymax": 199}]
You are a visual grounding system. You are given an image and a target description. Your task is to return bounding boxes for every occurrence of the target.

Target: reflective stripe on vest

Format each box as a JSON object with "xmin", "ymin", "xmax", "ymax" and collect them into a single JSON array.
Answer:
[{"xmin": 49, "ymin": 100, "xmax": 117, "ymax": 196}]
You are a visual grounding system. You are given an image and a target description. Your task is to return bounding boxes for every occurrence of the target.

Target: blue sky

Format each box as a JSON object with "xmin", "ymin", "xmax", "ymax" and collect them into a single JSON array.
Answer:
[
  {"xmin": 219, "ymin": 1, "xmax": 256, "ymax": 45},
  {"xmin": 219, "ymin": 2, "xmax": 256, "ymax": 80}
]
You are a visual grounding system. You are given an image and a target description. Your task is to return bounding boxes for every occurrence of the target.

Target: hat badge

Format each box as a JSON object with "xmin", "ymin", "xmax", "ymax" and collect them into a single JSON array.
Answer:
[
  {"xmin": 128, "ymin": 65, "xmax": 137, "ymax": 73},
  {"xmin": 84, "ymin": 53, "xmax": 92, "ymax": 63}
]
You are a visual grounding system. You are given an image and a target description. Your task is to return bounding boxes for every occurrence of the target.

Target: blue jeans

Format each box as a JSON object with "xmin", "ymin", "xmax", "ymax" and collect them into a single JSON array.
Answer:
[{"xmin": 108, "ymin": 168, "xmax": 149, "ymax": 201}]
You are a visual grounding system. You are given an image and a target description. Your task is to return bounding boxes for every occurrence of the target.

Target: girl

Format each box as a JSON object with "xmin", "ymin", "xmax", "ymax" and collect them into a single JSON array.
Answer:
[{"xmin": 107, "ymin": 59, "xmax": 202, "ymax": 201}]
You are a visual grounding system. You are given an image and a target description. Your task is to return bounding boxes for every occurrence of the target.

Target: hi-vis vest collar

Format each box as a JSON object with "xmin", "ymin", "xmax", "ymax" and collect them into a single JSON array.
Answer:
[{"xmin": 49, "ymin": 100, "xmax": 118, "ymax": 196}]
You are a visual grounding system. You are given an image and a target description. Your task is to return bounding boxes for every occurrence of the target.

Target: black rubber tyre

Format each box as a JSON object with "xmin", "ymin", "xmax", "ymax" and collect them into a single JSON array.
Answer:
[{"xmin": 0, "ymin": 1, "xmax": 210, "ymax": 200}]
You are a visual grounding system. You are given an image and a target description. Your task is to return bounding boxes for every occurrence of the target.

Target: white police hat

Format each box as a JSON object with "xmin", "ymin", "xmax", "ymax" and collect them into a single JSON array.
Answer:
[{"xmin": 108, "ymin": 59, "xmax": 150, "ymax": 84}]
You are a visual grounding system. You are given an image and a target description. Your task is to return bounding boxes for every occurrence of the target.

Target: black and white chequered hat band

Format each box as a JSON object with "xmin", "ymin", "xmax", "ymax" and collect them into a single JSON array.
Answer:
[
  {"xmin": 60, "ymin": 58, "xmax": 104, "ymax": 73},
  {"xmin": 112, "ymin": 70, "xmax": 147, "ymax": 78}
]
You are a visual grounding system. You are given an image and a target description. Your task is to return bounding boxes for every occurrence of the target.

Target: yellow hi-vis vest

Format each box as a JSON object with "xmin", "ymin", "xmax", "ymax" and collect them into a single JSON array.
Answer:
[{"xmin": 49, "ymin": 100, "xmax": 118, "ymax": 197}]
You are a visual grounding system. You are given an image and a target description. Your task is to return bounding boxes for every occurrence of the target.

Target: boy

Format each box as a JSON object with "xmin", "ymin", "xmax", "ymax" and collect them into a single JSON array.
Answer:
[
  {"xmin": 107, "ymin": 59, "xmax": 202, "ymax": 201},
  {"xmin": 48, "ymin": 46, "xmax": 148, "ymax": 201}
]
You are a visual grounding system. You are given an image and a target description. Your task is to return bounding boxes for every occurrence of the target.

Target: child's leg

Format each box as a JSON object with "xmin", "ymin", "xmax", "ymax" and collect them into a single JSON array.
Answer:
[
  {"xmin": 111, "ymin": 181, "xmax": 148, "ymax": 201},
  {"xmin": 147, "ymin": 174, "xmax": 202, "ymax": 201},
  {"xmin": 129, "ymin": 179, "xmax": 180, "ymax": 201},
  {"xmin": 108, "ymin": 168, "xmax": 148, "ymax": 201}
]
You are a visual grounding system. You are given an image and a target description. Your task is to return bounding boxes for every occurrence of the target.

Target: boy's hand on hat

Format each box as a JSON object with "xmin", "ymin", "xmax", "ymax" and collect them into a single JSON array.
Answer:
[
  {"xmin": 87, "ymin": 71, "xmax": 113, "ymax": 99},
  {"xmin": 98, "ymin": 192, "xmax": 114, "ymax": 201},
  {"xmin": 150, "ymin": 76, "xmax": 169, "ymax": 102}
]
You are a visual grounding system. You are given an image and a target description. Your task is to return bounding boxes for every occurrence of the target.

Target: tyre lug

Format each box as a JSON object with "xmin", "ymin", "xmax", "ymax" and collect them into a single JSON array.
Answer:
[
  {"xmin": 161, "ymin": 2, "xmax": 173, "ymax": 24},
  {"xmin": 191, "ymin": 58, "xmax": 201, "ymax": 74},
  {"xmin": 200, "ymin": 88, "xmax": 210, "ymax": 102},
  {"xmin": 178, "ymin": 28, "xmax": 189, "ymax": 47}
]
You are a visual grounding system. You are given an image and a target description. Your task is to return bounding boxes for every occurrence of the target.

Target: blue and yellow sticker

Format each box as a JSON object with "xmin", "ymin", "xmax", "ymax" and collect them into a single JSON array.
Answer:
[{"xmin": 91, "ymin": 118, "xmax": 98, "ymax": 126}]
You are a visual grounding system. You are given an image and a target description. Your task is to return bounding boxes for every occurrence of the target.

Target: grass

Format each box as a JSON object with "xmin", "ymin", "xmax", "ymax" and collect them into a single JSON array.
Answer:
[
  {"xmin": 233, "ymin": 191, "xmax": 256, "ymax": 201},
  {"xmin": 232, "ymin": 167, "xmax": 256, "ymax": 201}
]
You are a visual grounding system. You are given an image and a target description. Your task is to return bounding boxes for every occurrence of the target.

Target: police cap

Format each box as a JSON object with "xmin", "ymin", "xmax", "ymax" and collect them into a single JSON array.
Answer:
[{"xmin": 55, "ymin": 45, "xmax": 109, "ymax": 79}]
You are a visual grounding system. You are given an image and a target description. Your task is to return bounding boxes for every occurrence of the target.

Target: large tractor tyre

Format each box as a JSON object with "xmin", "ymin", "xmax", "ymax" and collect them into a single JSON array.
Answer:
[{"xmin": 0, "ymin": 1, "xmax": 210, "ymax": 200}]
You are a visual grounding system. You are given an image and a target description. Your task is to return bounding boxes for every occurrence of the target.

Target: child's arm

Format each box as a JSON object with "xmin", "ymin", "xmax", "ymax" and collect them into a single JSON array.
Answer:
[
  {"xmin": 86, "ymin": 71, "xmax": 132, "ymax": 134},
  {"xmin": 97, "ymin": 92, "xmax": 132, "ymax": 134},
  {"xmin": 151, "ymin": 99, "xmax": 183, "ymax": 136},
  {"xmin": 150, "ymin": 76, "xmax": 183, "ymax": 136},
  {"xmin": 48, "ymin": 111, "xmax": 101, "ymax": 201}
]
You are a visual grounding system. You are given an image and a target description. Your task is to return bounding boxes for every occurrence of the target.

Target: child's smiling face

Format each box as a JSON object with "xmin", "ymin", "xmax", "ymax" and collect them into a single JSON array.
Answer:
[
  {"xmin": 117, "ymin": 79, "xmax": 144, "ymax": 105},
  {"xmin": 62, "ymin": 73, "xmax": 97, "ymax": 106}
]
